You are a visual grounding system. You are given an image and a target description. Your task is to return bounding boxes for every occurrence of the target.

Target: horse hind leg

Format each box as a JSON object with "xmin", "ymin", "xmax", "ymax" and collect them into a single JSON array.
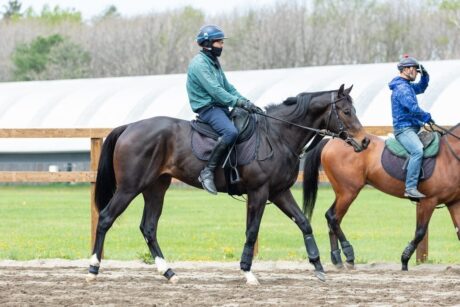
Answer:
[
  {"xmin": 87, "ymin": 189, "xmax": 138, "ymax": 281},
  {"xmin": 139, "ymin": 175, "xmax": 179, "ymax": 284},
  {"xmin": 325, "ymin": 203, "xmax": 343, "ymax": 269},
  {"xmin": 401, "ymin": 200, "xmax": 436, "ymax": 271},
  {"xmin": 326, "ymin": 195, "xmax": 356, "ymax": 270}
]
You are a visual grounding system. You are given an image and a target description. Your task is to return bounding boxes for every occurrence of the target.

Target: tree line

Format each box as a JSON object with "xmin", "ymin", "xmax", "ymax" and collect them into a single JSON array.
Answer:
[{"xmin": 1, "ymin": 0, "xmax": 459, "ymax": 82}]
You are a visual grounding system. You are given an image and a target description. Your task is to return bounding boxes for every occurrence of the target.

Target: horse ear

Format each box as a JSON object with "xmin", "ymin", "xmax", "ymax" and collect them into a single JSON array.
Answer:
[
  {"xmin": 345, "ymin": 84, "xmax": 353, "ymax": 95},
  {"xmin": 338, "ymin": 84, "xmax": 345, "ymax": 96},
  {"xmin": 283, "ymin": 96, "xmax": 297, "ymax": 105}
]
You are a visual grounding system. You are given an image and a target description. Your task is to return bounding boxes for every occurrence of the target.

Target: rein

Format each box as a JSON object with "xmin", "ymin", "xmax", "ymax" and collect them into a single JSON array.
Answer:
[
  {"xmin": 427, "ymin": 122, "xmax": 460, "ymax": 162},
  {"xmin": 428, "ymin": 122, "xmax": 460, "ymax": 140},
  {"xmin": 254, "ymin": 94, "xmax": 349, "ymax": 139}
]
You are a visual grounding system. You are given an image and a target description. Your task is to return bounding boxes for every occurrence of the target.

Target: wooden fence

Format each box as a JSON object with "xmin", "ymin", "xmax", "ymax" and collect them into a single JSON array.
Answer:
[{"xmin": 0, "ymin": 127, "xmax": 430, "ymax": 262}]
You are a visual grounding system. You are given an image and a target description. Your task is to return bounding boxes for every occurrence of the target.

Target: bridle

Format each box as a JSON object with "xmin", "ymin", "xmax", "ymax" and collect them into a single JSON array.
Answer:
[
  {"xmin": 256, "ymin": 91, "xmax": 354, "ymax": 140},
  {"xmin": 324, "ymin": 92, "xmax": 355, "ymax": 142}
]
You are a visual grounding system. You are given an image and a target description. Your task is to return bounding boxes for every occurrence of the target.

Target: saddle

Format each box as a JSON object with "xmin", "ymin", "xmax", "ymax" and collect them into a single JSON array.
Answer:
[
  {"xmin": 190, "ymin": 107, "xmax": 259, "ymax": 194},
  {"xmin": 191, "ymin": 107, "xmax": 256, "ymax": 144},
  {"xmin": 381, "ymin": 131, "xmax": 441, "ymax": 182}
]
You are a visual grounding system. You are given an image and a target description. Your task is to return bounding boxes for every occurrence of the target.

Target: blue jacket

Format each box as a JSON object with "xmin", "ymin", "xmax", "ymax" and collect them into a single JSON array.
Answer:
[
  {"xmin": 388, "ymin": 75, "xmax": 431, "ymax": 131},
  {"xmin": 186, "ymin": 51, "xmax": 245, "ymax": 112}
]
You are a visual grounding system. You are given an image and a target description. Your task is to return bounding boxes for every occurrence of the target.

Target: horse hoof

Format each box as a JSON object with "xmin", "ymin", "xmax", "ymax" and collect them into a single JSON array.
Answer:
[
  {"xmin": 86, "ymin": 273, "xmax": 97, "ymax": 282},
  {"xmin": 314, "ymin": 271, "xmax": 326, "ymax": 282},
  {"xmin": 246, "ymin": 279, "xmax": 260, "ymax": 286},
  {"xmin": 168, "ymin": 275, "xmax": 180, "ymax": 284},
  {"xmin": 345, "ymin": 262, "xmax": 355, "ymax": 270},
  {"xmin": 334, "ymin": 263, "xmax": 344, "ymax": 270},
  {"xmin": 243, "ymin": 271, "xmax": 260, "ymax": 286}
]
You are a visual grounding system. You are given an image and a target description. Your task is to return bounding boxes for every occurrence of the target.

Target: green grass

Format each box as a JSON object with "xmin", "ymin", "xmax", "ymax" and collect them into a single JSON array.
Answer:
[{"xmin": 0, "ymin": 185, "xmax": 458, "ymax": 265}]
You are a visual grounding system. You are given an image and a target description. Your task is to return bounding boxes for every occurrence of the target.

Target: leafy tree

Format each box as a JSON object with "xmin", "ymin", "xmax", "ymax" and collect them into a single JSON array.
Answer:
[
  {"xmin": 44, "ymin": 40, "xmax": 91, "ymax": 79},
  {"xmin": 438, "ymin": 0, "xmax": 460, "ymax": 29},
  {"xmin": 11, "ymin": 34, "xmax": 90, "ymax": 81},
  {"xmin": 22, "ymin": 4, "xmax": 82, "ymax": 24},
  {"xmin": 101, "ymin": 5, "xmax": 120, "ymax": 18},
  {"xmin": 1, "ymin": 0, "xmax": 22, "ymax": 19}
]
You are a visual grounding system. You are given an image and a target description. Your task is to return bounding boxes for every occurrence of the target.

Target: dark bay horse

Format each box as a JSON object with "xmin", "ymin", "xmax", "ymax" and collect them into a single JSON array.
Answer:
[
  {"xmin": 87, "ymin": 84, "xmax": 369, "ymax": 285},
  {"xmin": 303, "ymin": 124, "xmax": 460, "ymax": 271}
]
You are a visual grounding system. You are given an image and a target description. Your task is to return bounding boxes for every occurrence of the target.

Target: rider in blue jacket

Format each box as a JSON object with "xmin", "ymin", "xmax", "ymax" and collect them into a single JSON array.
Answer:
[
  {"xmin": 388, "ymin": 55, "xmax": 434, "ymax": 199},
  {"xmin": 186, "ymin": 25, "xmax": 259, "ymax": 195}
]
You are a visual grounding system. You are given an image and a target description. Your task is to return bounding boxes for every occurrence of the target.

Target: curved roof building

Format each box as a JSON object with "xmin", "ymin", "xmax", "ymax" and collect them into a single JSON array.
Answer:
[{"xmin": 0, "ymin": 60, "xmax": 458, "ymax": 152}]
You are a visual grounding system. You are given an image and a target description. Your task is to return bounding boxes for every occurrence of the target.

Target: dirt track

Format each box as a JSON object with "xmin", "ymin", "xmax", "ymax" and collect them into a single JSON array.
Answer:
[{"xmin": 1, "ymin": 260, "xmax": 459, "ymax": 306}]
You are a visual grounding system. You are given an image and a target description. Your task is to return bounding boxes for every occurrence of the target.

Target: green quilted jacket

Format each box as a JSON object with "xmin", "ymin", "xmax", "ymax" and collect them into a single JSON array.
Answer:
[{"xmin": 186, "ymin": 51, "xmax": 245, "ymax": 112}]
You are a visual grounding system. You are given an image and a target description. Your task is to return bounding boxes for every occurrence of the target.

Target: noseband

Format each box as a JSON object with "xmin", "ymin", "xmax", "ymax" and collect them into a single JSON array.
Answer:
[{"xmin": 325, "ymin": 92, "xmax": 352, "ymax": 141}]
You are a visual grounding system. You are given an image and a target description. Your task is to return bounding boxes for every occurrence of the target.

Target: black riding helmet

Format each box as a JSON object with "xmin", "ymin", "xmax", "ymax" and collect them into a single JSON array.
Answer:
[{"xmin": 196, "ymin": 25, "xmax": 227, "ymax": 48}]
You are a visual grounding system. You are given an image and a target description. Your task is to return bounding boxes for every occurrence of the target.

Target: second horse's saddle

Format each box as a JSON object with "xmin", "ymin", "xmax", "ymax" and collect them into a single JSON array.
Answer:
[{"xmin": 381, "ymin": 131, "xmax": 441, "ymax": 182}]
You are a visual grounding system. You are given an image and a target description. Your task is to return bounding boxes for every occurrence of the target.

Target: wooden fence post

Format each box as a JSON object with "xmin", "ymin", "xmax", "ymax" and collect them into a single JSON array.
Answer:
[{"xmin": 90, "ymin": 138, "xmax": 103, "ymax": 251}]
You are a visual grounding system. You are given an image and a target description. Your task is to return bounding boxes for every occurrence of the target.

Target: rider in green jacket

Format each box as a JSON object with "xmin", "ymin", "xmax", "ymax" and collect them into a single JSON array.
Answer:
[{"xmin": 186, "ymin": 25, "xmax": 259, "ymax": 195}]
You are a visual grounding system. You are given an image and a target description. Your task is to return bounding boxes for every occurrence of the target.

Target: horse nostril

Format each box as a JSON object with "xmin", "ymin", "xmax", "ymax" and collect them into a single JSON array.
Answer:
[{"xmin": 362, "ymin": 137, "xmax": 370, "ymax": 149}]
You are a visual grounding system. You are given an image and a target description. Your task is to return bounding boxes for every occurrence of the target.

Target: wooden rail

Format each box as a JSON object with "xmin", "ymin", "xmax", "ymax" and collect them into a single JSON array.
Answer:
[
  {"xmin": 0, "ymin": 126, "xmax": 432, "ymax": 262},
  {"xmin": 0, "ymin": 128, "xmax": 110, "ymax": 250}
]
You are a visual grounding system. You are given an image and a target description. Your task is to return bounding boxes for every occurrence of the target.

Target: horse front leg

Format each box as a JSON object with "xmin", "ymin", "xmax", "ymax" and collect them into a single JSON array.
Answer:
[
  {"xmin": 240, "ymin": 187, "xmax": 268, "ymax": 286},
  {"xmin": 272, "ymin": 190, "xmax": 325, "ymax": 281},
  {"xmin": 401, "ymin": 199, "xmax": 436, "ymax": 271},
  {"xmin": 446, "ymin": 200, "xmax": 460, "ymax": 241}
]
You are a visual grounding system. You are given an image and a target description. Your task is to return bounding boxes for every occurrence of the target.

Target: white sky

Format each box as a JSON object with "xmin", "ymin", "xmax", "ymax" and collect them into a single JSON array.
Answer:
[{"xmin": 16, "ymin": 0, "xmax": 280, "ymax": 18}]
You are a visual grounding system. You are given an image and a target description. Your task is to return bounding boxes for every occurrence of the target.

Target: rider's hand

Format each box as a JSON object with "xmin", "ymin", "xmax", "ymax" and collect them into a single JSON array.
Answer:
[
  {"xmin": 237, "ymin": 99, "xmax": 262, "ymax": 113},
  {"xmin": 419, "ymin": 65, "xmax": 428, "ymax": 76},
  {"xmin": 428, "ymin": 119, "xmax": 435, "ymax": 125}
]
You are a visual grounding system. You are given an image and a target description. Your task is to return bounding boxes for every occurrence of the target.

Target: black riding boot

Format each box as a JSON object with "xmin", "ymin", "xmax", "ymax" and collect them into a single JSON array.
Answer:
[{"xmin": 199, "ymin": 139, "xmax": 228, "ymax": 195}]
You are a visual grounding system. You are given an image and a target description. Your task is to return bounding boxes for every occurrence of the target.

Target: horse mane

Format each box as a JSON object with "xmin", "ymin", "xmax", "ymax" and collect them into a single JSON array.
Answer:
[{"xmin": 265, "ymin": 90, "xmax": 335, "ymax": 122}]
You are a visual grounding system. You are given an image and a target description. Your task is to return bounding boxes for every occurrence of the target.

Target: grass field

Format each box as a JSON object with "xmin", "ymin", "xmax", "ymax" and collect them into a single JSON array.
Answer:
[{"xmin": 0, "ymin": 184, "xmax": 458, "ymax": 265}]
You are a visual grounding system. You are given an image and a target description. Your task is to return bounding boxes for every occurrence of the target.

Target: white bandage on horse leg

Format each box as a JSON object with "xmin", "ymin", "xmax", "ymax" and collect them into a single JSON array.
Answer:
[
  {"xmin": 90, "ymin": 254, "xmax": 100, "ymax": 267},
  {"xmin": 155, "ymin": 257, "xmax": 168, "ymax": 274}
]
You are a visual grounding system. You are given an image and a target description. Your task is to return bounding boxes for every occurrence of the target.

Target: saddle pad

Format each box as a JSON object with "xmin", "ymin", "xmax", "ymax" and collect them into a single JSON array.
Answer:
[
  {"xmin": 381, "ymin": 147, "xmax": 436, "ymax": 182},
  {"xmin": 191, "ymin": 129, "xmax": 257, "ymax": 166},
  {"xmin": 385, "ymin": 131, "xmax": 440, "ymax": 158}
]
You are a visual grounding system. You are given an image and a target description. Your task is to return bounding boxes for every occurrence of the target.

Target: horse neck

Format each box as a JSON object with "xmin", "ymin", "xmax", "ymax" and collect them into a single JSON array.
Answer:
[{"xmin": 268, "ymin": 114, "xmax": 320, "ymax": 156}]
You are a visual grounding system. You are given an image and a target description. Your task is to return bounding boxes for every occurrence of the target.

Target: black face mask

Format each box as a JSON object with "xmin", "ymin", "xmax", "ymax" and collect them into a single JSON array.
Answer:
[{"xmin": 211, "ymin": 46, "xmax": 223, "ymax": 57}]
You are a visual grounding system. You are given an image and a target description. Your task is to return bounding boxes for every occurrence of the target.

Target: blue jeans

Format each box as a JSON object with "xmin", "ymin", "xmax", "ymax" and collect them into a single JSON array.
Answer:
[
  {"xmin": 198, "ymin": 106, "xmax": 238, "ymax": 145},
  {"xmin": 394, "ymin": 127, "xmax": 424, "ymax": 190}
]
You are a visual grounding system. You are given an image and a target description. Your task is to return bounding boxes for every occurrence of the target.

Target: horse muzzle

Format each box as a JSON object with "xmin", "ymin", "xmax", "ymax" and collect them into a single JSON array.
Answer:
[{"xmin": 340, "ymin": 132, "xmax": 370, "ymax": 152}]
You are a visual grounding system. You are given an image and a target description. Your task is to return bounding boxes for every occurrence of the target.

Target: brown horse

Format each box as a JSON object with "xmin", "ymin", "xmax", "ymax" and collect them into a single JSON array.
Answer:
[
  {"xmin": 303, "ymin": 124, "xmax": 460, "ymax": 271},
  {"xmin": 86, "ymin": 85, "xmax": 370, "ymax": 285}
]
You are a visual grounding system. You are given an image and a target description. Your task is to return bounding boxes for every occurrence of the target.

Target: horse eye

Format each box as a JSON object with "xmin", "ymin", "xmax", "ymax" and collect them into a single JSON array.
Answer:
[{"xmin": 343, "ymin": 109, "xmax": 351, "ymax": 116}]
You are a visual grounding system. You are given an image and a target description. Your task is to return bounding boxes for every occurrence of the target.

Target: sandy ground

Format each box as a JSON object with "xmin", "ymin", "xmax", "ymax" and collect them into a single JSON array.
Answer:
[{"xmin": 1, "ymin": 260, "xmax": 459, "ymax": 306}]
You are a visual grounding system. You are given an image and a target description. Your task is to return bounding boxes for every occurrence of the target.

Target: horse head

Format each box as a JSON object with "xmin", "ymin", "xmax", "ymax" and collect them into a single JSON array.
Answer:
[{"xmin": 316, "ymin": 84, "xmax": 369, "ymax": 152}]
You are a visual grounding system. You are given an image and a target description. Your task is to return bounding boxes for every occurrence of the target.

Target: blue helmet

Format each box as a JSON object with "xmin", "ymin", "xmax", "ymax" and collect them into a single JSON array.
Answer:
[
  {"xmin": 196, "ymin": 25, "xmax": 227, "ymax": 46},
  {"xmin": 397, "ymin": 54, "xmax": 420, "ymax": 71}
]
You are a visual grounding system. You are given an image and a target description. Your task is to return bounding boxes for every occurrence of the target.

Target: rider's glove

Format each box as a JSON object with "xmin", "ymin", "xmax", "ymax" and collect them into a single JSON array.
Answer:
[
  {"xmin": 236, "ymin": 99, "xmax": 263, "ymax": 113},
  {"xmin": 418, "ymin": 65, "xmax": 428, "ymax": 76}
]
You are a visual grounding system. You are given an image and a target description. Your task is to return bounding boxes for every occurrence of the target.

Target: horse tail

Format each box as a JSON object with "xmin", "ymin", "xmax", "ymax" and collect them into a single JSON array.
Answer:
[
  {"xmin": 94, "ymin": 125, "xmax": 128, "ymax": 213},
  {"xmin": 302, "ymin": 138, "xmax": 329, "ymax": 220}
]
